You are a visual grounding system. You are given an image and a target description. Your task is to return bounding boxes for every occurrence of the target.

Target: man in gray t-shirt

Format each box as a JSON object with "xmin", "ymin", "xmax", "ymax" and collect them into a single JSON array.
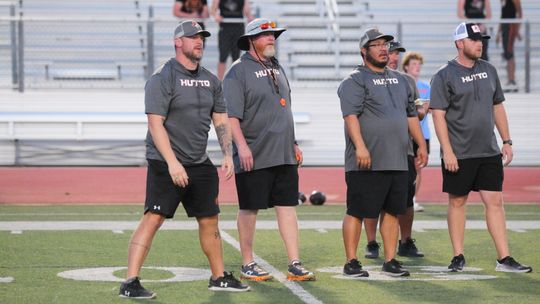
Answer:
[
  {"xmin": 120, "ymin": 20, "xmax": 249, "ymax": 299},
  {"xmin": 363, "ymin": 40, "xmax": 427, "ymax": 261},
  {"xmin": 223, "ymin": 18, "xmax": 315, "ymax": 281},
  {"xmin": 338, "ymin": 28, "xmax": 427, "ymax": 278},
  {"xmin": 430, "ymin": 22, "xmax": 531, "ymax": 273}
]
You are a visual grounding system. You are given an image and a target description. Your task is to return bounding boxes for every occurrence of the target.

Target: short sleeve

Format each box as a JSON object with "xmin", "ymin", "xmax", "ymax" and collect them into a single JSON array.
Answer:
[
  {"xmin": 338, "ymin": 76, "xmax": 365, "ymax": 117},
  {"xmin": 429, "ymin": 73, "xmax": 450, "ymax": 110},
  {"xmin": 212, "ymin": 78, "xmax": 227, "ymax": 113},
  {"xmin": 223, "ymin": 68, "xmax": 246, "ymax": 120},
  {"xmin": 492, "ymin": 67, "xmax": 505, "ymax": 105},
  {"xmin": 144, "ymin": 74, "xmax": 171, "ymax": 116}
]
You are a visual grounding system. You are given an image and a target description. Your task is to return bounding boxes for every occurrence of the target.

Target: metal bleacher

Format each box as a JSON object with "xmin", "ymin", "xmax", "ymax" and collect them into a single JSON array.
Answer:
[{"xmin": 1, "ymin": 1, "xmax": 539, "ymax": 166}]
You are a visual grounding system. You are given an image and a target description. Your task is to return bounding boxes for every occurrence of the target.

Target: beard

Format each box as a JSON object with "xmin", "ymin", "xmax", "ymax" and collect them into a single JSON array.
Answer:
[
  {"xmin": 365, "ymin": 50, "xmax": 387, "ymax": 69},
  {"xmin": 184, "ymin": 48, "xmax": 202, "ymax": 63},
  {"xmin": 463, "ymin": 45, "xmax": 481, "ymax": 61},
  {"xmin": 262, "ymin": 45, "xmax": 276, "ymax": 58}
]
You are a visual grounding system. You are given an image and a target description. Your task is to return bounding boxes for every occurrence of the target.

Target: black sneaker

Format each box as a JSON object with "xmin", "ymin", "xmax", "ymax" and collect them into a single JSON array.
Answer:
[
  {"xmin": 287, "ymin": 260, "xmax": 316, "ymax": 281},
  {"xmin": 448, "ymin": 254, "xmax": 465, "ymax": 272},
  {"xmin": 343, "ymin": 258, "xmax": 369, "ymax": 277},
  {"xmin": 397, "ymin": 238, "xmax": 425, "ymax": 257},
  {"xmin": 208, "ymin": 271, "xmax": 250, "ymax": 292},
  {"xmin": 119, "ymin": 277, "xmax": 156, "ymax": 299},
  {"xmin": 382, "ymin": 259, "xmax": 410, "ymax": 277},
  {"xmin": 241, "ymin": 261, "xmax": 273, "ymax": 281},
  {"xmin": 495, "ymin": 256, "xmax": 533, "ymax": 273},
  {"xmin": 364, "ymin": 241, "xmax": 380, "ymax": 259}
]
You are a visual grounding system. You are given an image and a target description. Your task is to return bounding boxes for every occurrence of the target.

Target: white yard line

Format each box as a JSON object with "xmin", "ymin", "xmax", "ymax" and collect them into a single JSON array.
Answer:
[
  {"xmin": 1, "ymin": 220, "xmax": 540, "ymax": 231},
  {"xmin": 220, "ymin": 230, "xmax": 323, "ymax": 304}
]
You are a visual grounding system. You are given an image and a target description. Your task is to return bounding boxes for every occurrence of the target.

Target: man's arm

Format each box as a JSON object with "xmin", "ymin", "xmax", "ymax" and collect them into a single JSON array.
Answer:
[
  {"xmin": 493, "ymin": 103, "xmax": 513, "ymax": 166},
  {"xmin": 457, "ymin": 0, "xmax": 466, "ymax": 19},
  {"xmin": 344, "ymin": 115, "xmax": 370, "ymax": 169},
  {"xmin": 210, "ymin": 0, "xmax": 222, "ymax": 23},
  {"xmin": 408, "ymin": 116, "xmax": 428, "ymax": 168},
  {"xmin": 243, "ymin": 0, "xmax": 254, "ymax": 21},
  {"xmin": 432, "ymin": 109, "xmax": 459, "ymax": 172},
  {"xmin": 229, "ymin": 117, "xmax": 253, "ymax": 171},
  {"xmin": 212, "ymin": 112, "xmax": 234, "ymax": 179},
  {"xmin": 147, "ymin": 114, "xmax": 189, "ymax": 187}
]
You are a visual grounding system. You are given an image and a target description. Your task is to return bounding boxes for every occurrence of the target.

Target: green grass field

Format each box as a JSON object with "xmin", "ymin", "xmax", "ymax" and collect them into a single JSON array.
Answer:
[{"xmin": 1, "ymin": 204, "xmax": 539, "ymax": 304}]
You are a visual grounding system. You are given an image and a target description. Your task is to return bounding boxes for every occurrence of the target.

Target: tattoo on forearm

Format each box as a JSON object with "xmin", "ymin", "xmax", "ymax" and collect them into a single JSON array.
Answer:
[
  {"xmin": 214, "ymin": 230, "xmax": 221, "ymax": 239},
  {"xmin": 215, "ymin": 124, "xmax": 232, "ymax": 157}
]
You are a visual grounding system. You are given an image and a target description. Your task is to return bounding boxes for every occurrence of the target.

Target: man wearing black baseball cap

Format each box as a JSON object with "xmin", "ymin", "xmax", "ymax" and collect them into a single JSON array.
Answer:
[
  {"xmin": 119, "ymin": 20, "xmax": 249, "ymax": 299},
  {"xmin": 339, "ymin": 27, "xmax": 427, "ymax": 278},
  {"xmin": 430, "ymin": 22, "xmax": 532, "ymax": 273}
]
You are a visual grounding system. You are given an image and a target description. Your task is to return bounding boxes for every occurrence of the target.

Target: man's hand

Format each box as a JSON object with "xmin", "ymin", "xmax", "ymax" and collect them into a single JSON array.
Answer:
[
  {"xmin": 356, "ymin": 146, "xmax": 371, "ymax": 169},
  {"xmin": 415, "ymin": 145, "xmax": 428, "ymax": 169},
  {"xmin": 294, "ymin": 144, "xmax": 303, "ymax": 166},
  {"xmin": 443, "ymin": 152, "xmax": 459, "ymax": 173},
  {"xmin": 502, "ymin": 144, "xmax": 513, "ymax": 166},
  {"xmin": 237, "ymin": 144, "xmax": 253, "ymax": 171},
  {"xmin": 169, "ymin": 160, "xmax": 189, "ymax": 187},
  {"xmin": 221, "ymin": 155, "xmax": 234, "ymax": 179}
]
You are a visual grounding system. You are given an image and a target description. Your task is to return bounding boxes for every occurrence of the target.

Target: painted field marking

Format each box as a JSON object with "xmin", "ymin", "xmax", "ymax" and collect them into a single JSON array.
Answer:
[
  {"xmin": 317, "ymin": 266, "xmax": 497, "ymax": 281},
  {"xmin": 0, "ymin": 277, "xmax": 14, "ymax": 283},
  {"xmin": 220, "ymin": 230, "xmax": 323, "ymax": 304},
  {"xmin": 1, "ymin": 220, "xmax": 539, "ymax": 231},
  {"xmin": 57, "ymin": 267, "xmax": 211, "ymax": 282}
]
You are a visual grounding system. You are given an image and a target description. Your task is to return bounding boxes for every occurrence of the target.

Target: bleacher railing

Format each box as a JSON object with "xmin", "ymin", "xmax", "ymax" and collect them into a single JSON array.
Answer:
[{"xmin": 0, "ymin": 8, "xmax": 537, "ymax": 92}]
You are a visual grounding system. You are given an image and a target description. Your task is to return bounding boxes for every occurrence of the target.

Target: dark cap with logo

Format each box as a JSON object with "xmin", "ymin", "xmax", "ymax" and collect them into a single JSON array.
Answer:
[
  {"xmin": 359, "ymin": 28, "xmax": 394, "ymax": 48},
  {"xmin": 174, "ymin": 20, "xmax": 210, "ymax": 39},
  {"xmin": 389, "ymin": 41, "xmax": 406, "ymax": 53},
  {"xmin": 453, "ymin": 22, "xmax": 490, "ymax": 41}
]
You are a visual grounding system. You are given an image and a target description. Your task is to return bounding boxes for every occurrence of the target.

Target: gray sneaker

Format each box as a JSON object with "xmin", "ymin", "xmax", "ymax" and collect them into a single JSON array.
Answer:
[
  {"xmin": 287, "ymin": 260, "xmax": 316, "ymax": 281},
  {"xmin": 241, "ymin": 261, "xmax": 273, "ymax": 281},
  {"xmin": 495, "ymin": 256, "xmax": 532, "ymax": 273}
]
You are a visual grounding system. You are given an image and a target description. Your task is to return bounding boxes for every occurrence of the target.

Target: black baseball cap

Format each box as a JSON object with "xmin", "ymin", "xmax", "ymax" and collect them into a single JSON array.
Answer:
[
  {"xmin": 389, "ymin": 41, "xmax": 406, "ymax": 52},
  {"xmin": 454, "ymin": 22, "xmax": 490, "ymax": 41}
]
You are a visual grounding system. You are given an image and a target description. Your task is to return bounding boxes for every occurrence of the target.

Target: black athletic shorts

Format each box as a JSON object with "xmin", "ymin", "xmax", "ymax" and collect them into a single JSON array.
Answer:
[
  {"xmin": 441, "ymin": 154, "xmax": 503, "ymax": 196},
  {"xmin": 407, "ymin": 156, "xmax": 417, "ymax": 208},
  {"xmin": 144, "ymin": 159, "xmax": 219, "ymax": 218},
  {"xmin": 235, "ymin": 165, "xmax": 298, "ymax": 210},
  {"xmin": 218, "ymin": 24, "xmax": 244, "ymax": 63},
  {"xmin": 345, "ymin": 170, "xmax": 408, "ymax": 219}
]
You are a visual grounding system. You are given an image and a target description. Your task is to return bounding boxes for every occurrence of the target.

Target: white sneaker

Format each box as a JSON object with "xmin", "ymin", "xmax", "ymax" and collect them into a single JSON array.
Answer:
[{"xmin": 413, "ymin": 202, "xmax": 424, "ymax": 212}]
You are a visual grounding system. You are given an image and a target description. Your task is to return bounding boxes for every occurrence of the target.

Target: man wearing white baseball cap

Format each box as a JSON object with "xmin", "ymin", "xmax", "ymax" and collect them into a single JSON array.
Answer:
[{"xmin": 430, "ymin": 22, "xmax": 532, "ymax": 273}]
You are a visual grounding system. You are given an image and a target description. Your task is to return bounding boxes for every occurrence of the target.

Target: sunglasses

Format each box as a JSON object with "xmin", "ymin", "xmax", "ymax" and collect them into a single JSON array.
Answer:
[{"xmin": 260, "ymin": 21, "xmax": 277, "ymax": 30}]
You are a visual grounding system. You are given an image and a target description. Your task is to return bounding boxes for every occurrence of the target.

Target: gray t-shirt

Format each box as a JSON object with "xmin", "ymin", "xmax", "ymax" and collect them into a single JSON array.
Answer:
[
  {"xmin": 430, "ymin": 59, "xmax": 504, "ymax": 159},
  {"xmin": 223, "ymin": 53, "xmax": 296, "ymax": 173},
  {"xmin": 144, "ymin": 58, "xmax": 226, "ymax": 165},
  {"xmin": 400, "ymin": 71, "xmax": 420, "ymax": 157},
  {"xmin": 339, "ymin": 65, "xmax": 417, "ymax": 172}
]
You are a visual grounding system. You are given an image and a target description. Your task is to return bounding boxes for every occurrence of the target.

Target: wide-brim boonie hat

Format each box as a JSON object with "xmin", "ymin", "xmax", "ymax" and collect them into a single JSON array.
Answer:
[{"xmin": 237, "ymin": 18, "xmax": 286, "ymax": 51}]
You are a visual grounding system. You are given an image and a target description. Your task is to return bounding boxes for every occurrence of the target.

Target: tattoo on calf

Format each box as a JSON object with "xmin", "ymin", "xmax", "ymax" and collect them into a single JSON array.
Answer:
[{"xmin": 214, "ymin": 230, "xmax": 221, "ymax": 239}]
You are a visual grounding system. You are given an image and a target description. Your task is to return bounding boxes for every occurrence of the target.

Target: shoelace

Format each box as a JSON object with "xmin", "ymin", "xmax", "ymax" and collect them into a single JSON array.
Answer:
[
  {"xmin": 349, "ymin": 259, "xmax": 361, "ymax": 268},
  {"xmin": 223, "ymin": 271, "xmax": 241, "ymax": 284}
]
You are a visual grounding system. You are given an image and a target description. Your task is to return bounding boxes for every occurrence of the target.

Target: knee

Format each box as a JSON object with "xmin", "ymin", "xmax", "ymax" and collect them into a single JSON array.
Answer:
[
  {"xmin": 197, "ymin": 215, "xmax": 218, "ymax": 227},
  {"xmin": 143, "ymin": 212, "xmax": 165, "ymax": 230},
  {"xmin": 449, "ymin": 196, "xmax": 467, "ymax": 208}
]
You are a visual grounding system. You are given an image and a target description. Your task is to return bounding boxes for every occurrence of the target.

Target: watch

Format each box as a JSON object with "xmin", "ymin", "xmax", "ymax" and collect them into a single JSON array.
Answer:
[{"xmin": 502, "ymin": 139, "xmax": 513, "ymax": 146}]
